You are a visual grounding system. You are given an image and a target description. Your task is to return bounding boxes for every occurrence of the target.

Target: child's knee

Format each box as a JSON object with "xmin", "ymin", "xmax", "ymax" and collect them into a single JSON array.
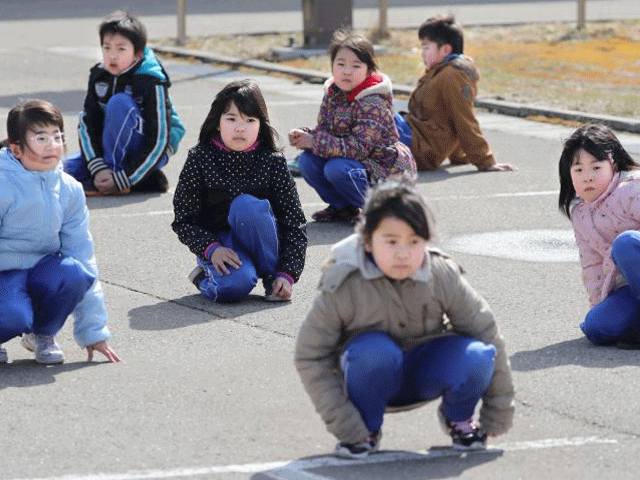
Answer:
[
  {"xmin": 342, "ymin": 332, "xmax": 403, "ymax": 376},
  {"xmin": 30, "ymin": 256, "xmax": 95, "ymax": 300},
  {"xmin": 229, "ymin": 194, "xmax": 271, "ymax": 224},
  {"xmin": 581, "ymin": 315, "xmax": 616, "ymax": 345},
  {"xmin": 105, "ymin": 92, "xmax": 136, "ymax": 113},
  {"xmin": 612, "ymin": 231, "xmax": 640, "ymax": 265},
  {"xmin": 465, "ymin": 343, "xmax": 496, "ymax": 385}
]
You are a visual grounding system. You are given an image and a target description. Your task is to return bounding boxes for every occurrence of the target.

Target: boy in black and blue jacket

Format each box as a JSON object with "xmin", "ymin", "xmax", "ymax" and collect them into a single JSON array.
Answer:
[{"xmin": 65, "ymin": 10, "xmax": 184, "ymax": 195}]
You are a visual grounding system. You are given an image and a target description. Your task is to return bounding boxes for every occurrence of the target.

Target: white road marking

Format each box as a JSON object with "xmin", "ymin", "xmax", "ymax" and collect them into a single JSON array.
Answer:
[
  {"xmin": 88, "ymin": 190, "xmax": 559, "ymax": 220},
  {"xmin": 445, "ymin": 229, "xmax": 579, "ymax": 263},
  {"xmin": 6, "ymin": 436, "xmax": 618, "ymax": 480}
]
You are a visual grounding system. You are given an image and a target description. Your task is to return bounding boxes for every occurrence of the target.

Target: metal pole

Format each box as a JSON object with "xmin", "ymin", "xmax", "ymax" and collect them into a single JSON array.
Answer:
[
  {"xmin": 379, "ymin": 0, "xmax": 388, "ymax": 36},
  {"xmin": 177, "ymin": 0, "xmax": 186, "ymax": 45},
  {"xmin": 577, "ymin": 0, "xmax": 586, "ymax": 30}
]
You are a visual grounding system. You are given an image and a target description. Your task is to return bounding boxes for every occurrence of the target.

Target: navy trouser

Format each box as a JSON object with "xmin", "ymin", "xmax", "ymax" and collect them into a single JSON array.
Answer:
[
  {"xmin": 65, "ymin": 93, "xmax": 167, "ymax": 181},
  {"xmin": 0, "ymin": 254, "xmax": 95, "ymax": 344},
  {"xmin": 196, "ymin": 194, "xmax": 280, "ymax": 303},
  {"xmin": 581, "ymin": 231, "xmax": 640, "ymax": 345},
  {"xmin": 340, "ymin": 331, "xmax": 496, "ymax": 435},
  {"xmin": 296, "ymin": 151, "xmax": 369, "ymax": 209}
]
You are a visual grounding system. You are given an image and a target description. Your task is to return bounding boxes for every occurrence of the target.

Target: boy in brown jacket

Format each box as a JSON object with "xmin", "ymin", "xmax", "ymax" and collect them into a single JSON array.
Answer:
[{"xmin": 400, "ymin": 14, "xmax": 516, "ymax": 172}]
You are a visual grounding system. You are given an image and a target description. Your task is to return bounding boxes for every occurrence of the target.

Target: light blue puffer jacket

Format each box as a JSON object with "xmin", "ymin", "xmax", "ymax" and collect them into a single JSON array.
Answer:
[{"xmin": 0, "ymin": 147, "xmax": 110, "ymax": 347}]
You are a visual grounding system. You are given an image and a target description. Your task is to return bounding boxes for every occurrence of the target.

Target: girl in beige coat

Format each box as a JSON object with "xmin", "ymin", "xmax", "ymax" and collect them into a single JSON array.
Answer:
[{"xmin": 295, "ymin": 179, "xmax": 514, "ymax": 459}]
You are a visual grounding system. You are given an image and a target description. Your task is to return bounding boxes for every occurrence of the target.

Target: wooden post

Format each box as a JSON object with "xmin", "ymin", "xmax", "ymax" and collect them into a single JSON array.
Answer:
[
  {"xmin": 379, "ymin": 0, "xmax": 388, "ymax": 37},
  {"xmin": 577, "ymin": 0, "xmax": 586, "ymax": 30},
  {"xmin": 177, "ymin": 0, "xmax": 186, "ymax": 46}
]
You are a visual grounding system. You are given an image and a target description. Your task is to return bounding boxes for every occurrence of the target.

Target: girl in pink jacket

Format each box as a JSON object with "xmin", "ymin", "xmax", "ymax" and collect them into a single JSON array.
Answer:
[{"xmin": 559, "ymin": 124, "xmax": 640, "ymax": 347}]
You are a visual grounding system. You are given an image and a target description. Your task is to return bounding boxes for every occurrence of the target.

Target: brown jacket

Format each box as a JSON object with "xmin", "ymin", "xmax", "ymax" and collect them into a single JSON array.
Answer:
[
  {"xmin": 406, "ymin": 55, "xmax": 496, "ymax": 170},
  {"xmin": 294, "ymin": 234, "xmax": 514, "ymax": 444}
]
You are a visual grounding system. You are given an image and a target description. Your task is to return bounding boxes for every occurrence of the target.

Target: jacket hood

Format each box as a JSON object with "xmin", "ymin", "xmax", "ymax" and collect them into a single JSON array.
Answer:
[
  {"xmin": 323, "ymin": 73, "xmax": 393, "ymax": 102},
  {"xmin": 0, "ymin": 147, "xmax": 63, "ymax": 175},
  {"xmin": 0, "ymin": 146, "xmax": 23, "ymax": 173},
  {"xmin": 430, "ymin": 54, "xmax": 479, "ymax": 83},
  {"xmin": 135, "ymin": 47, "xmax": 169, "ymax": 83},
  {"xmin": 319, "ymin": 233, "xmax": 433, "ymax": 292}
]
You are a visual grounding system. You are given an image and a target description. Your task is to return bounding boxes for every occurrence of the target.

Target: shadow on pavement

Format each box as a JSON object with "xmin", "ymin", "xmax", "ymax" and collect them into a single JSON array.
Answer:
[
  {"xmin": 251, "ymin": 448, "xmax": 503, "ymax": 480},
  {"xmin": 0, "ymin": 90, "xmax": 85, "ymax": 115},
  {"xmin": 306, "ymin": 221, "xmax": 356, "ymax": 247},
  {"xmin": 417, "ymin": 166, "xmax": 481, "ymax": 185},
  {"xmin": 86, "ymin": 192, "xmax": 165, "ymax": 210},
  {"xmin": 510, "ymin": 337, "xmax": 640, "ymax": 371},
  {"xmin": 0, "ymin": 360, "xmax": 98, "ymax": 390},
  {"xmin": 128, "ymin": 293, "xmax": 291, "ymax": 330}
]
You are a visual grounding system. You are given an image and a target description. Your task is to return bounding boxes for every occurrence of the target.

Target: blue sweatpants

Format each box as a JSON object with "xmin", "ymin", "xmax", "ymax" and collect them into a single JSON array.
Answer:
[
  {"xmin": 296, "ymin": 152, "xmax": 369, "ymax": 209},
  {"xmin": 196, "ymin": 194, "xmax": 280, "ymax": 303},
  {"xmin": 0, "ymin": 254, "xmax": 95, "ymax": 344},
  {"xmin": 394, "ymin": 112, "xmax": 413, "ymax": 148},
  {"xmin": 581, "ymin": 231, "xmax": 640, "ymax": 345},
  {"xmin": 340, "ymin": 331, "xmax": 496, "ymax": 435},
  {"xmin": 65, "ymin": 93, "xmax": 167, "ymax": 181}
]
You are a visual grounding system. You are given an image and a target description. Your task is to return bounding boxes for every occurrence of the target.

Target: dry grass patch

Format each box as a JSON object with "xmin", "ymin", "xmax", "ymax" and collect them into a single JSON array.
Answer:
[{"xmin": 157, "ymin": 20, "xmax": 640, "ymax": 118}]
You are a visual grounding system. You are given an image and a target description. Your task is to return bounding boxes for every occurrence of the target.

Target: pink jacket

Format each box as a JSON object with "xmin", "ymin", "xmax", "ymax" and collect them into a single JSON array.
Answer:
[{"xmin": 571, "ymin": 170, "xmax": 640, "ymax": 306}]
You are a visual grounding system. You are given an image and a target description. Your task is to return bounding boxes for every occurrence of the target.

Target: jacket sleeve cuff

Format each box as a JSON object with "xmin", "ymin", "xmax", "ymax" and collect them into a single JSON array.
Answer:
[
  {"xmin": 113, "ymin": 170, "xmax": 132, "ymax": 191},
  {"xmin": 277, "ymin": 272, "xmax": 295, "ymax": 285},
  {"xmin": 87, "ymin": 158, "xmax": 109, "ymax": 176},
  {"xmin": 204, "ymin": 242, "xmax": 221, "ymax": 259}
]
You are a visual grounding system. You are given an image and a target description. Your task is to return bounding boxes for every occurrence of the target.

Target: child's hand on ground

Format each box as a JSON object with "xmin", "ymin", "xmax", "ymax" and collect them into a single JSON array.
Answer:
[
  {"xmin": 210, "ymin": 246, "xmax": 242, "ymax": 274},
  {"xmin": 270, "ymin": 276, "xmax": 293, "ymax": 300},
  {"xmin": 87, "ymin": 340, "xmax": 120, "ymax": 363},
  {"xmin": 487, "ymin": 162, "xmax": 518, "ymax": 172},
  {"xmin": 289, "ymin": 129, "xmax": 313, "ymax": 150},
  {"xmin": 94, "ymin": 169, "xmax": 117, "ymax": 193}
]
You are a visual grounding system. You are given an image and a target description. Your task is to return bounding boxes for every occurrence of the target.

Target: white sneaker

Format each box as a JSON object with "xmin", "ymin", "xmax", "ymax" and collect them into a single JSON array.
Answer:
[
  {"xmin": 22, "ymin": 333, "xmax": 65, "ymax": 364},
  {"xmin": 0, "ymin": 345, "xmax": 7, "ymax": 363}
]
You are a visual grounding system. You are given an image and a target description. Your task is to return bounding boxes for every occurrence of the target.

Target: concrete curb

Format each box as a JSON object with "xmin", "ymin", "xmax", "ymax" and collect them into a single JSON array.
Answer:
[{"xmin": 152, "ymin": 44, "xmax": 640, "ymax": 135}]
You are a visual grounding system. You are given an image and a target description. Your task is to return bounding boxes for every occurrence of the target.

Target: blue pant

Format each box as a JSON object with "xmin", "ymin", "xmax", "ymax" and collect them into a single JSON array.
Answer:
[
  {"xmin": 340, "ymin": 331, "xmax": 496, "ymax": 435},
  {"xmin": 296, "ymin": 152, "xmax": 369, "ymax": 209},
  {"xmin": 65, "ymin": 93, "xmax": 167, "ymax": 181},
  {"xmin": 394, "ymin": 112, "xmax": 413, "ymax": 148},
  {"xmin": 196, "ymin": 194, "xmax": 280, "ymax": 303},
  {"xmin": 581, "ymin": 231, "xmax": 640, "ymax": 345},
  {"xmin": 0, "ymin": 254, "xmax": 95, "ymax": 344}
]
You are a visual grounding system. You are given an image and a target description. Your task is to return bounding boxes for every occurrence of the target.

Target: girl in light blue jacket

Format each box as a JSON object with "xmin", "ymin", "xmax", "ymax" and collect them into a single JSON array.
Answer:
[{"xmin": 0, "ymin": 100, "xmax": 119, "ymax": 364}]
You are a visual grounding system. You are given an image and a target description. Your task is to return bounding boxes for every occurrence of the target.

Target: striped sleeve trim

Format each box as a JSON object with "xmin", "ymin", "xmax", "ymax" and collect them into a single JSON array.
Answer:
[
  {"xmin": 128, "ymin": 85, "xmax": 169, "ymax": 185},
  {"xmin": 78, "ymin": 112, "xmax": 98, "ymax": 160}
]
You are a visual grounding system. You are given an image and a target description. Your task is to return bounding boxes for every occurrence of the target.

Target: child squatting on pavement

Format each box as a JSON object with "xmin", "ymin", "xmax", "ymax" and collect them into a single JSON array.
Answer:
[
  {"xmin": 0, "ymin": 100, "xmax": 120, "ymax": 365},
  {"xmin": 559, "ymin": 124, "xmax": 640, "ymax": 348},
  {"xmin": 294, "ymin": 178, "xmax": 514, "ymax": 459},
  {"xmin": 172, "ymin": 80, "xmax": 308, "ymax": 303}
]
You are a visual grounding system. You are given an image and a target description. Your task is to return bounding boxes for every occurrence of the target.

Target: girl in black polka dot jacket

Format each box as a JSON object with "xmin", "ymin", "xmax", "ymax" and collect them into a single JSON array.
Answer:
[{"xmin": 172, "ymin": 80, "xmax": 307, "ymax": 302}]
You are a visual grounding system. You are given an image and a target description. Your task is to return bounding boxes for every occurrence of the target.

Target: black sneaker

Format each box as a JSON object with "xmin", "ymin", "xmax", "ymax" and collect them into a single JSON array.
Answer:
[
  {"xmin": 188, "ymin": 266, "xmax": 205, "ymax": 290},
  {"xmin": 131, "ymin": 169, "xmax": 169, "ymax": 193},
  {"xmin": 334, "ymin": 431, "xmax": 381, "ymax": 459},
  {"xmin": 438, "ymin": 405, "xmax": 487, "ymax": 450}
]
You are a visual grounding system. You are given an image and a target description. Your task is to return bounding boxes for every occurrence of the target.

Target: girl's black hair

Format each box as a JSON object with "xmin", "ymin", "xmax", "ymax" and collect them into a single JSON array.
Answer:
[
  {"xmin": 558, "ymin": 123, "xmax": 640, "ymax": 218},
  {"xmin": 6, "ymin": 99, "xmax": 64, "ymax": 148},
  {"xmin": 198, "ymin": 80, "xmax": 279, "ymax": 152},
  {"xmin": 328, "ymin": 29, "xmax": 377, "ymax": 72},
  {"xmin": 358, "ymin": 177, "xmax": 433, "ymax": 243}
]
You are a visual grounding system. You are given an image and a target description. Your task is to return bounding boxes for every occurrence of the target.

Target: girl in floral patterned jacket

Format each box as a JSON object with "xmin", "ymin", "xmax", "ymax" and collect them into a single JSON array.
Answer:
[
  {"xmin": 559, "ymin": 124, "xmax": 640, "ymax": 347},
  {"xmin": 289, "ymin": 30, "xmax": 416, "ymax": 225}
]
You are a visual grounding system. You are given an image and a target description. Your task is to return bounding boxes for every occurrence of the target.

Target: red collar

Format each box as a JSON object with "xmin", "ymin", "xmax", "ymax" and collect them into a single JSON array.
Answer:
[{"xmin": 347, "ymin": 73, "xmax": 383, "ymax": 102}]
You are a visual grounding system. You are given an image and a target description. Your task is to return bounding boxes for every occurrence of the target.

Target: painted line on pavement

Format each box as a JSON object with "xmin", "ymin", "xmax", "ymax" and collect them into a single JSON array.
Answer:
[
  {"xmin": 88, "ymin": 190, "xmax": 559, "ymax": 220},
  {"xmin": 6, "ymin": 436, "xmax": 618, "ymax": 480}
]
